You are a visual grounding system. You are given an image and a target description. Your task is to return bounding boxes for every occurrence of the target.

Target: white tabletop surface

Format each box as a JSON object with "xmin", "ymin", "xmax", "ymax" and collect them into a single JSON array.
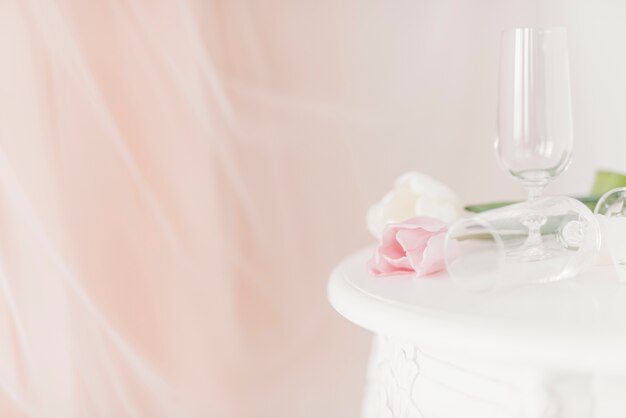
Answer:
[{"xmin": 328, "ymin": 247, "xmax": 626, "ymax": 373}]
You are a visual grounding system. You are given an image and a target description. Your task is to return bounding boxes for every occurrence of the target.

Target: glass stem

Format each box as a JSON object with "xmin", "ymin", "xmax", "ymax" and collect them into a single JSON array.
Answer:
[
  {"xmin": 522, "ymin": 213, "xmax": 547, "ymax": 248},
  {"xmin": 527, "ymin": 184, "xmax": 545, "ymax": 201},
  {"xmin": 522, "ymin": 183, "xmax": 547, "ymax": 257}
]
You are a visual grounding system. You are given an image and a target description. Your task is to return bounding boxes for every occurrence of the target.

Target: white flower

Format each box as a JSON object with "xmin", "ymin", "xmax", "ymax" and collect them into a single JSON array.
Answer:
[{"xmin": 367, "ymin": 172, "xmax": 461, "ymax": 239}]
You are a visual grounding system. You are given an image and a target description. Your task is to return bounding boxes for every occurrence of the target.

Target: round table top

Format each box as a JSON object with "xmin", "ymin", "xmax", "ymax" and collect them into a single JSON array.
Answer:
[{"xmin": 328, "ymin": 247, "xmax": 626, "ymax": 373}]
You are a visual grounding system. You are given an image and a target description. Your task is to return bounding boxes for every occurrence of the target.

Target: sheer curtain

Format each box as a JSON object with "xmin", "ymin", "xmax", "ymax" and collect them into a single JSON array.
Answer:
[{"xmin": 0, "ymin": 0, "xmax": 623, "ymax": 417}]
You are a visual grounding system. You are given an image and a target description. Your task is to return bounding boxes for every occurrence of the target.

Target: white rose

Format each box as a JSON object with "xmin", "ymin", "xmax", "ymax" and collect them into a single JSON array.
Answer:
[{"xmin": 367, "ymin": 172, "xmax": 462, "ymax": 239}]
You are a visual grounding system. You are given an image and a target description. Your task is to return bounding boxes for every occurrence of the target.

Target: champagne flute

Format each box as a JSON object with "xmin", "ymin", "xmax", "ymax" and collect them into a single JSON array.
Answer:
[
  {"xmin": 496, "ymin": 27, "xmax": 573, "ymax": 260},
  {"xmin": 444, "ymin": 197, "xmax": 600, "ymax": 292}
]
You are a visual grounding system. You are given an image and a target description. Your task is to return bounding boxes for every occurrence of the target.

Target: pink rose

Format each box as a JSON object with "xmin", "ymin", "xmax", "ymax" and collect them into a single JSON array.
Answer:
[{"xmin": 368, "ymin": 216, "xmax": 448, "ymax": 277}]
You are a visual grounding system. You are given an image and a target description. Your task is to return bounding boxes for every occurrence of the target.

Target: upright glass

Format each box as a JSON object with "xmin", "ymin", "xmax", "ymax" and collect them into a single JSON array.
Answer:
[{"xmin": 496, "ymin": 28, "xmax": 573, "ymax": 260}]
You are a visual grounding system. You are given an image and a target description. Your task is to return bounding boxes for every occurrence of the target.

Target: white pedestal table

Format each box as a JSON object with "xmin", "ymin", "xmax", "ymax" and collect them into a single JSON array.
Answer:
[{"xmin": 328, "ymin": 247, "xmax": 626, "ymax": 418}]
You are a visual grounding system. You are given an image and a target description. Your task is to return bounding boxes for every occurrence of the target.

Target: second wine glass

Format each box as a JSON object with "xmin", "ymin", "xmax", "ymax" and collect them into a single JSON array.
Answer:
[{"xmin": 496, "ymin": 27, "xmax": 573, "ymax": 260}]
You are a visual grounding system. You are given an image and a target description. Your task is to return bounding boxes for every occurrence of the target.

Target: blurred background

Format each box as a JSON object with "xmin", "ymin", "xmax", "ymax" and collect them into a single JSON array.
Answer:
[{"xmin": 0, "ymin": 0, "xmax": 624, "ymax": 417}]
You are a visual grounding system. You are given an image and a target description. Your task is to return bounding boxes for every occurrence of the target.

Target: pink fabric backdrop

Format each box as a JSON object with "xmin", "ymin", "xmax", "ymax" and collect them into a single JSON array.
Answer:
[{"xmin": 0, "ymin": 0, "xmax": 624, "ymax": 417}]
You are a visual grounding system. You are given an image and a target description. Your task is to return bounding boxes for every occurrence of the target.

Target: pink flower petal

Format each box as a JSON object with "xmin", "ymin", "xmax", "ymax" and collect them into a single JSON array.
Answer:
[
  {"xmin": 368, "ymin": 216, "xmax": 449, "ymax": 277},
  {"xmin": 367, "ymin": 255, "xmax": 413, "ymax": 276},
  {"xmin": 382, "ymin": 254, "xmax": 412, "ymax": 270},
  {"xmin": 378, "ymin": 225, "xmax": 406, "ymax": 259},
  {"xmin": 401, "ymin": 216, "xmax": 447, "ymax": 232},
  {"xmin": 396, "ymin": 229, "xmax": 431, "ymax": 270},
  {"xmin": 395, "ymin": 228, "xmax": 431, "ymax": 251},
  {"xmin": 414, "ymin": 232, "xmax": 447, "ymax": 276}
]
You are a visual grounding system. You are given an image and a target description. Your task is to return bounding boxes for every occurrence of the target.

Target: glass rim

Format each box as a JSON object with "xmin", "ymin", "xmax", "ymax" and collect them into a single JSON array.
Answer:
[
  {"xmin": 594, "ymin": 187, "xmax": 626, "ymax": 215},
  {"xmin": 444, "ymin": 215, "xmax": 505, "ymax": 292}
]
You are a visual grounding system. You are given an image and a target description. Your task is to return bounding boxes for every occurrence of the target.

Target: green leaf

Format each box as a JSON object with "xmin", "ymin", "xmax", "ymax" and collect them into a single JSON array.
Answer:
[
  {"xmin": 465, "ymin": 170, "xmax": 626, "ymax": 214},
  {"xmin": 464, "ymin": 201, "xmax": 518, "ymax": 213},
  {"xmin": 591, "ymin": 170, "xmax": 626, "ymax": 196}
]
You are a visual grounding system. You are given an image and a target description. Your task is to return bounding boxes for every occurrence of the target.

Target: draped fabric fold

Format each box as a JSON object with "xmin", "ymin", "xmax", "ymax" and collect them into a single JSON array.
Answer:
[{"xmin": 0, "ymin": 1, "xmax": 373, "ymax": 416}]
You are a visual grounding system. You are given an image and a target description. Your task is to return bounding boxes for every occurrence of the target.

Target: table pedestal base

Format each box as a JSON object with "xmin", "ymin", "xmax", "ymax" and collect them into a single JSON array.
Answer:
[{"xmin": 361, "ymin": 336, "xmax": 626, "ymax": 418}]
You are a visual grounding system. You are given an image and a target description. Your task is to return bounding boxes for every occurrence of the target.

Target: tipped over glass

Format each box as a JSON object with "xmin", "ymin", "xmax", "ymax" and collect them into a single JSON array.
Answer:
[{"xmin": 444, "ymin": 197, "xmax": 600, "ymax": 292}]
